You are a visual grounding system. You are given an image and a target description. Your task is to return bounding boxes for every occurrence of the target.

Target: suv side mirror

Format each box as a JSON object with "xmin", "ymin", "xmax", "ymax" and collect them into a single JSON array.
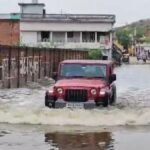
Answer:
[
  {"xmin": 52, "ymin": 72, "xmax": 58, "ymax": 81},
  {"xmin": 109, "ymin": 74, "xmax": 116, "ymax": 83}
]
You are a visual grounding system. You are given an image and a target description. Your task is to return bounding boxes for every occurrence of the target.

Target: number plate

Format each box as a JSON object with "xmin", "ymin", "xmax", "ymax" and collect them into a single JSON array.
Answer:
[{"xmin": 66, "ymin": 103, "xmax": 84, "ymax": 109}]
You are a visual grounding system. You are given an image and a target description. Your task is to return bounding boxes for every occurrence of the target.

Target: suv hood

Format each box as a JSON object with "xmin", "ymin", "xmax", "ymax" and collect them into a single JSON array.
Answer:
[{"xmin": 55, "ymin": 79, "xmax": 107, "ymax": 88}]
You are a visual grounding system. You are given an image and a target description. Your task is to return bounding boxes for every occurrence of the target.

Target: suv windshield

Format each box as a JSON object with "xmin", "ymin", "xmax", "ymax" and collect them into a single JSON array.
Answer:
[{"xmin": 60, "ymin": 63, "xmax": 107, "ymax": 78}]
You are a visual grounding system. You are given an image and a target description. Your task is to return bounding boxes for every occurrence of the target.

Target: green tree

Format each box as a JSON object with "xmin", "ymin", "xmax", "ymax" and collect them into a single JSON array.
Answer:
[
  {"xmin": 116, "ymin": 29, "xmax": 132, "ymax": 49},
  {"xmin": 116, "ymin": 26, "xmax": 146, "ymax": 48}
]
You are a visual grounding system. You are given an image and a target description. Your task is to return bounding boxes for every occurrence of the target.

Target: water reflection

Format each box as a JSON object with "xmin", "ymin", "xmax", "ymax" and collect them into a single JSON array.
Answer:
[{"xmin": 45, "ymin": 132, "xmax": 114, "ymax": 150}]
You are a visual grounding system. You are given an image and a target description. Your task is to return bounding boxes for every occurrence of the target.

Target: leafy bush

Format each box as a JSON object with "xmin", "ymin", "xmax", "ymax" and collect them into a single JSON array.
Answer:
[{"xmin": 88, "ymin": 49, "xmax": 103, "ymax": 60}]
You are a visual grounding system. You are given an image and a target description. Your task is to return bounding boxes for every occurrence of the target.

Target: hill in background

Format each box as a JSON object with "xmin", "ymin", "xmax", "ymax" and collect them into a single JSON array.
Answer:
[
  {"xmin": 115, "ymin": 18, "xmax": 150, "ymax": 38},
  {"xmin": 117, "ymin": 19, "xmax": 150, "ymax": 29}
]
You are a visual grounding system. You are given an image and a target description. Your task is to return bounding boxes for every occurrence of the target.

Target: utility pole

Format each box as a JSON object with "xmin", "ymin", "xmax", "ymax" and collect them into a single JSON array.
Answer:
[{"xmin": 134, "ymin": 27, "xmax": 137, "ymax": 56}]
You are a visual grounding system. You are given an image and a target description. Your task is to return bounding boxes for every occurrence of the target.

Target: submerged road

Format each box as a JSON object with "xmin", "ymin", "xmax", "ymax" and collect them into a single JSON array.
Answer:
[{"xmin": 0, "ymin": 61, "xmax": 150, "ymax": 150}]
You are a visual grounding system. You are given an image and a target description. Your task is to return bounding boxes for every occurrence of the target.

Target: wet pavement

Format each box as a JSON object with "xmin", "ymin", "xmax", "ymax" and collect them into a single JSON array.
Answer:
[{"xmin": 0, "ymin": 60, "xmax": 150, "ymax": 149}]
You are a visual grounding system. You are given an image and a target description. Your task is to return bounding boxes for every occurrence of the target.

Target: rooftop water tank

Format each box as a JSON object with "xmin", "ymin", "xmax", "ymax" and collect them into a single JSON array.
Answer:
[{"xmin": 32, "ymin": 0, "xmax": 38, "ymax": 3}]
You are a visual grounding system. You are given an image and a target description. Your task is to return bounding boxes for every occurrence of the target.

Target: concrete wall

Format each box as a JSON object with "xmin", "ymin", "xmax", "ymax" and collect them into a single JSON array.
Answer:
[
  {"xmin": 0, "ymin": 20, "xmax": 20, "ymax": 45},
  {"xmin": 20, "ymin": 31, "xmax": 37, "ymax": 45},
  {"xmin": 20, "ymin": 22, "xmax": 113, "ymax": 32},
  {"xmin": 35, "ymin": 42, "xmax": 112, "ymax": 50},
  {"xmin": 53, "ymin": 32, "xmax": 65, "ymax": 43}
]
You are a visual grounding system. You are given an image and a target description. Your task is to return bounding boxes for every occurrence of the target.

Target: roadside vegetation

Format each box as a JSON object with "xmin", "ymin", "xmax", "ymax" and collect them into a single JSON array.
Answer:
[
  {"xmin": 88, "ymin": 49, "xmax": 103, "ymax": 60},
  {"xmin": 115, "ymin": 19, "xmax": 150, "ymax": 48}
]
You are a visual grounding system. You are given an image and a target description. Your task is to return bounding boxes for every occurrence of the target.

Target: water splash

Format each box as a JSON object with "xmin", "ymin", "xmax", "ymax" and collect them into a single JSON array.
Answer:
[{"xmin": 0, "ymin": 105, "xmax": 150, "ymax": 126}]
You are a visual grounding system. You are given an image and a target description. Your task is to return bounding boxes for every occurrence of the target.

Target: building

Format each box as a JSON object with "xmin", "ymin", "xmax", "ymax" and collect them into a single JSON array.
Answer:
[
  {"xmin": 0, "ymin": 0, "xmax": 116, "ymax": 59},
  {"xmin": 0, "ymin": 14, "xmax": 20, "ymax": 45},
  {"xmin": 19, "ymin": 0, "xmax": 115, "ymax": 59}
]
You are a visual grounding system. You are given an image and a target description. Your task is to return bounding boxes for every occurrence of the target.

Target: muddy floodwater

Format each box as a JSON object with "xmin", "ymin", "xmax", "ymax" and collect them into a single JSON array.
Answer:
[{"xmin": 1, "ymin": 63, "xmax": 150, "ymax": 150}]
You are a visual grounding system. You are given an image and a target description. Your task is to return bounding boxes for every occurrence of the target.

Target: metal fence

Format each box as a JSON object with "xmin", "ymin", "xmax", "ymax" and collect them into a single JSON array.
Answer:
[{"xmin": 0, "ymin": 45, "xmax": 88, "ymax": 88}]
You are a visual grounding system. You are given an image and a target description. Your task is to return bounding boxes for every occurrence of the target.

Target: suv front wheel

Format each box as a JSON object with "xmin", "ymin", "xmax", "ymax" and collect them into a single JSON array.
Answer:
[
  {"xmin": 45, "ymin": 95, "xmax": 55, "ymax": 108},
  {"xmin": 110, "ymin": 91, "xmax": 116, "ymax": 105},
  {"xmin": 102, "ymin": 96, "xmax": 110, "ymax": 107}
]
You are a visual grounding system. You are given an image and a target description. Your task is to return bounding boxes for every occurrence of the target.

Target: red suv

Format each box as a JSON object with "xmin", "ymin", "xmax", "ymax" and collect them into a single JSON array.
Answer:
[{"xmin": 45, "ymin": 60, "xmax": 117, "ymax": 109}]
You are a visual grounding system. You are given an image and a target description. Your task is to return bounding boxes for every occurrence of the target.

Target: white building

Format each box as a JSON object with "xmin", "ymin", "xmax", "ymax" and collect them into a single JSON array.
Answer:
[{"xmin": 19, "ymin": 0, "xmax": 116, "ymax": 59}]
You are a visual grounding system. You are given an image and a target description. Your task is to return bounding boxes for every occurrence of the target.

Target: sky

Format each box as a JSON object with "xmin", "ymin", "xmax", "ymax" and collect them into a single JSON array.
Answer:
[{"xmin": 1, "ymin": 0, "xmax": 150, "ymax": 27}]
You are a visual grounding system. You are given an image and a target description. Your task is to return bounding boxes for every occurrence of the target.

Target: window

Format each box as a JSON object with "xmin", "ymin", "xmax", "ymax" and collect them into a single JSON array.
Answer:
[
  {"xmin": 84, "ymin": 65, "xmax": 107, "ymax": 78},
  {"xmin": 60, "ymin": 64, "xmax": 107, "ymax": 78},
  {"xmin": 41, "ymin": 31, "xmax": 50, "ymax": 42},
  {"xmin": 67, "ymin": 32, "xmax": 74, "ymax": 38},
  {"xmin": 82, "ymin": 32, "xmax": 95, "ymax": 42},
  {"xmin": 97, "ymin": 32, "xmax": 110, "ymax": 43}
]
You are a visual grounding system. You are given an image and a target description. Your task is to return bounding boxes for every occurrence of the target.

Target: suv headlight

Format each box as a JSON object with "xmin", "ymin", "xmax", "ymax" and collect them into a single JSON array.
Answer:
[
  {"xmin": 48, "ymin": 88, "xmax": 54, "ymax": 94},
  {"xmin": 90, "ymin": 88, "xmax": 97, "ymax": 95},
  {"xmin": 46, "ymin": 87, "xmax": 54, "ymax": 95},
  {"xmin": 57, "ymin": 88, "xmax": 63, "ymax": 94},
  {"xmin": 99, "ymin": 87, "xmax": 109, "ymax": 96}
]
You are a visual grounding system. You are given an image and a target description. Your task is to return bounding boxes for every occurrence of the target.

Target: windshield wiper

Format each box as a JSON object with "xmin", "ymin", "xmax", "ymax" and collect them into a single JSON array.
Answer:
[
  {"xmin": 63, "ymin": 76, "xmax": 105, "ymax": 79},
  {"xmin": 84, "ymin": 76, "xmax": 105, "ymax": 79},
  {"xmin": 68, "ymin": 76, "xmax": 85, "ymax": 78}
]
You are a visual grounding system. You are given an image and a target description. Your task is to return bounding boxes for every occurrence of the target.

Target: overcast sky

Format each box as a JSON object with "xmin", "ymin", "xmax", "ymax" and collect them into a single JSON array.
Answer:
[{"xmin": 1, "ymin": 0, "xmax": 150, "ymax": 26}]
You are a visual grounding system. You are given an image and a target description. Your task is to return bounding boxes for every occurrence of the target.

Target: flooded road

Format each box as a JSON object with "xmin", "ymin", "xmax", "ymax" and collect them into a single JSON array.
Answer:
[{"xmin": 0, "ymin": 63, "xmax": 150, "ymax": 149}]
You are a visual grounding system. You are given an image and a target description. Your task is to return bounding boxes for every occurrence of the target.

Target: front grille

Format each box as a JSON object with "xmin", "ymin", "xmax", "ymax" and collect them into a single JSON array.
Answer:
[{"xmin": 65, "ymin": 89, "xmax": 88, "ymax": 102}]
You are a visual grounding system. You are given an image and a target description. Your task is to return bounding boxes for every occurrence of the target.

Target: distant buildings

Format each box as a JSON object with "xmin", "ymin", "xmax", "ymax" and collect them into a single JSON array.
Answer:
[{"xmin": 0, "ymin": 0, "xmax": 116, "ymax": 59}]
